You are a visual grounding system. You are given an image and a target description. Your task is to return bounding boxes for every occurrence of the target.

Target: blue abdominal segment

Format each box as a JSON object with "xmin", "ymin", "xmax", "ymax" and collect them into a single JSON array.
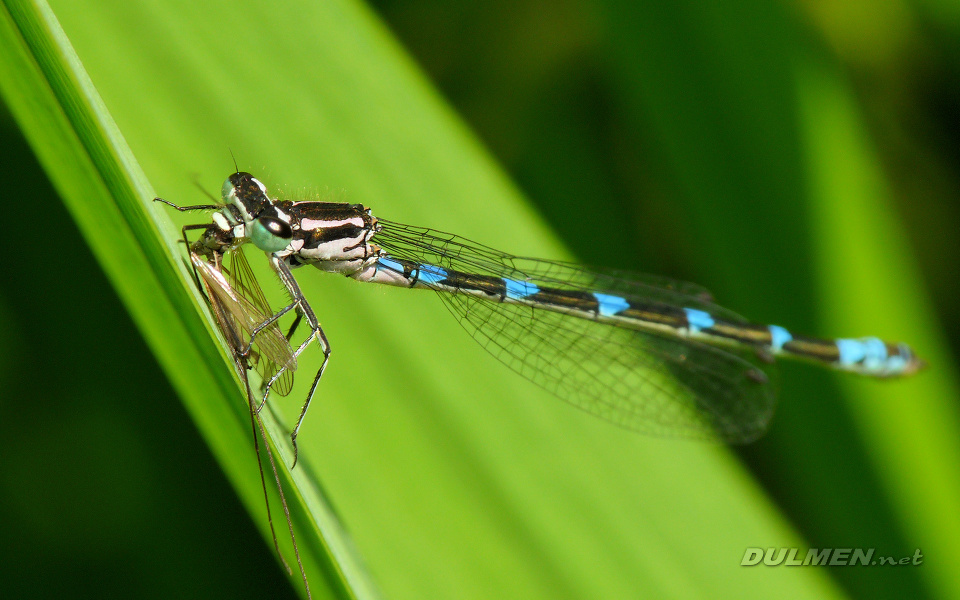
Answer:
[
  {"xmin": 377, "ymin": 256, "xmax": 403, "ymax": 273},
  {"xmin": 594, "ymin": 293, "xmax": 630, "ymax": 318},
  {"xmin": 683, "ymin": 308, "xmax": 715, "ymax": 333},
  {"xmin": 768, "ymin": 325, "xmax": 793, "ymax": 352},
  {"xmin": 417, "ymin": 264, "xmax": 449, "ymax": 286},
  {"xmin": 504, "ymin": 278, "xmax": 540, "ymax": 300}
]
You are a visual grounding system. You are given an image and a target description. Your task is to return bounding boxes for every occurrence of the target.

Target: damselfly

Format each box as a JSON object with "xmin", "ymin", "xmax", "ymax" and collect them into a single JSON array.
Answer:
[
  {"xmin": 158, "ymin": 171, "xmax": 924, "ymax": 464},
  {"xmin": 188, "ymin": 228, "xmax": 311, "ymax": 598}
]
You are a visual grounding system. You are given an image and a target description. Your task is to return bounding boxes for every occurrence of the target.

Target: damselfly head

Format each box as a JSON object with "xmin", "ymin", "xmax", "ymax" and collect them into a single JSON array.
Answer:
[
  {"xmin": 222, "ymin": 172, "xmax": 272, "ymax": 223},
  {"xmin": 221, "ymin": 172, "xmax": 293, "ymax": 252}
]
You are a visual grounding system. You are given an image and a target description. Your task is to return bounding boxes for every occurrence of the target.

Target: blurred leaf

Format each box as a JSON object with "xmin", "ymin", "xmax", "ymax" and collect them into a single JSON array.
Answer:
[{"xmin": 798, "ymin": 60, "xmax": 960, "ymax": 600}]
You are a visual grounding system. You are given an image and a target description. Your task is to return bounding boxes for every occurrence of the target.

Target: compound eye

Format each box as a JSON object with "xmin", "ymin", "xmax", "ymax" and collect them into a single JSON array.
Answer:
[
  {"xmin": 221, "ymin": 177, "xmax": 236, "ymax": 203},
  {"xmin": 250, "ymin": 216, "xmax": 292, "ymax": 253}
]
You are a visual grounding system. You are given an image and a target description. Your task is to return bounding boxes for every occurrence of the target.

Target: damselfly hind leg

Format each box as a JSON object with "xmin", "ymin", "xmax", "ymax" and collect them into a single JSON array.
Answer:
[{"xmin": 262, "ymin": 255, "xmax": 331, "ymax": 469}]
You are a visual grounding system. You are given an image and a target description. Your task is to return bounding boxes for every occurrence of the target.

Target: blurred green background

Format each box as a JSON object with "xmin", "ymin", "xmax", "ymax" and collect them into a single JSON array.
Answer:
[{"xmin": 1, "ymin": 0, "xmax": 958, "ymax": 598}]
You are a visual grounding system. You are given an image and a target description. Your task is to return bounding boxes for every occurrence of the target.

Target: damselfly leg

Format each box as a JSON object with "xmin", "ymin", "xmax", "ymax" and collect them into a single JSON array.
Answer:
[{"xmin": 265, "ymin": 254, "xmax": 330, "ymax": 463}]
